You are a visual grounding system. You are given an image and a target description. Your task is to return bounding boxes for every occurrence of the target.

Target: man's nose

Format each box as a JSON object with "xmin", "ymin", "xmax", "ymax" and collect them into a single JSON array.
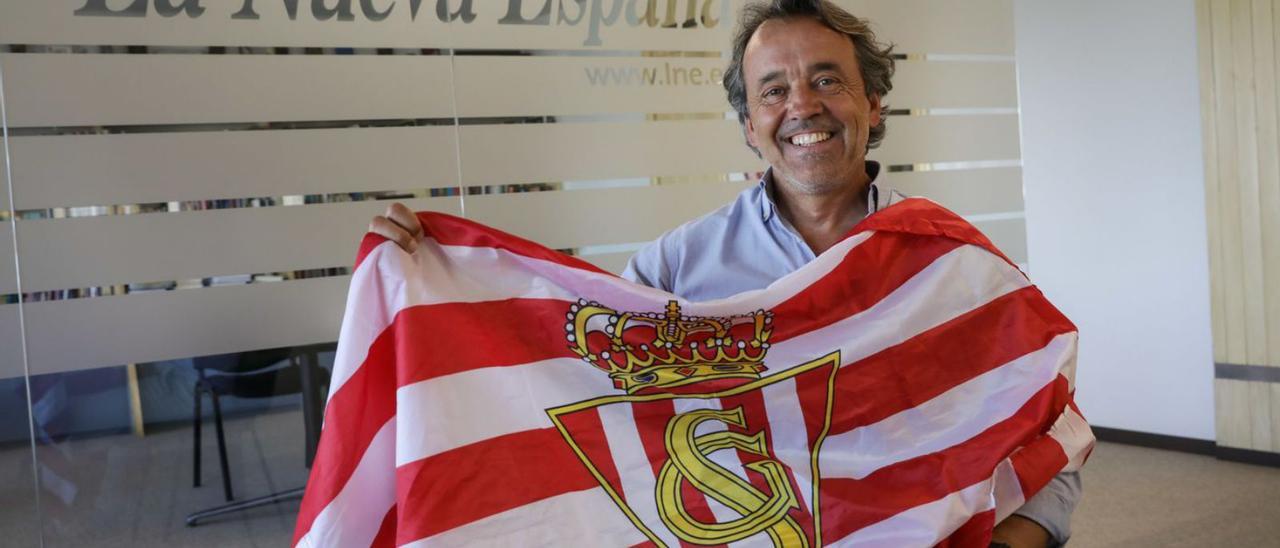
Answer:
[{"xmin": 786, "ymin": 84, "xmax": 823, "ymax": 119}]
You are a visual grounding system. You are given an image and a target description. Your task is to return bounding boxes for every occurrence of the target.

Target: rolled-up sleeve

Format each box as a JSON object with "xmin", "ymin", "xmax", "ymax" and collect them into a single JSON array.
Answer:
[{"xmin": 1013, "ymin": 470, "xmax": 1082, "ymax": 546}]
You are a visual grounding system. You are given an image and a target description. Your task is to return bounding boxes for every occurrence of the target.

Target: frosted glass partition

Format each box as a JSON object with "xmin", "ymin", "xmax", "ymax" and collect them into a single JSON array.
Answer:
[
  {"xmin": 0, "ymin": 0, "xmax": 1027, "ymax": 544},
  {"xmin": 0, "ymin": 54, "xmax": 42, "ymax": 548}
]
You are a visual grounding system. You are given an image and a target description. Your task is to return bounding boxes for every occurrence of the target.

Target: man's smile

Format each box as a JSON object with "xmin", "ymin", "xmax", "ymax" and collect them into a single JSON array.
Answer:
[{"xmin": 788, "ymin": 131, "xmax": 833, "ymax": 146}]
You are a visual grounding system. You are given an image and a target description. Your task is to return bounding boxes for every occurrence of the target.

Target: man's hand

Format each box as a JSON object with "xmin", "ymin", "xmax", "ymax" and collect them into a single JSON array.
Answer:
[
  {"xmin": 368, "ymin": 202, "xmax": 423, "ymax": 253},
  {"xmin": 989, "ymin": 515, "xmax": 1052, "ymax": 548}
]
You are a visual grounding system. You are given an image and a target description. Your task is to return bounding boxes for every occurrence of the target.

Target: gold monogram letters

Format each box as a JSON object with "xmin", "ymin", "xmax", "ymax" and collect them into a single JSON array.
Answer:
[{"xmin": 656, "ymin": 407, "xmax": 807, "ymax": 547}]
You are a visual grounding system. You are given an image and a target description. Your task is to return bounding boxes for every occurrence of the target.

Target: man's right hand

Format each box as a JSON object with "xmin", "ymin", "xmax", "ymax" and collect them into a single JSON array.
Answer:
[{"xmin": 368, "ymin": 202, "xmax": 423, "ymax": 254}]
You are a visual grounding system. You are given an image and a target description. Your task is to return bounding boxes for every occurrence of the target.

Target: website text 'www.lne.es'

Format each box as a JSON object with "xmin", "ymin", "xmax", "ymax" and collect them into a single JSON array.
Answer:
[{"xmin": 584, "ymin": 62, "xmax": 725, "ymax": 87}]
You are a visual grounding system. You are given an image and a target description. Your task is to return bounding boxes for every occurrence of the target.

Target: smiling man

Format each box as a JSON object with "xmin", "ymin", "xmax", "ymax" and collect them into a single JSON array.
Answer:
[{"xmin": 369, "ymin": 1, "xmax": 1079, "ymax": 546}]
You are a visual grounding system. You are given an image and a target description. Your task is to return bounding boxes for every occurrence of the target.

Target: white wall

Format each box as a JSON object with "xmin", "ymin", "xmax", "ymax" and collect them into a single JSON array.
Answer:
[{"xmin": 1015, "ymin": 0, "xmax": 1216, "ymax": 439}]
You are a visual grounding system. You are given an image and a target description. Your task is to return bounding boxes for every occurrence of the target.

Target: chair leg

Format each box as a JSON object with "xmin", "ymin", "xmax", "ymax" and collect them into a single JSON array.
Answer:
[
  {"xmin": 210, "ymin": 391, "xmax": 234, "ymax": 501},
  {"xmin": 193, "ymin": 384, "xmax": 202, "ymax": 488}
]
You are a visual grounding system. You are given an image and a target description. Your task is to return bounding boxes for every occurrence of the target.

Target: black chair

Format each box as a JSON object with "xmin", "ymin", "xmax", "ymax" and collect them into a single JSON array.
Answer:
[{"xmin": 191, "ymin": 348, "xmax": 320, "ymax": 501}]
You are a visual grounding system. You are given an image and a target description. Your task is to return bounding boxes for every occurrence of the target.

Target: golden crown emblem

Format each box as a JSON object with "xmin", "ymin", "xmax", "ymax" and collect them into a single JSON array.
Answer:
[{"xmin": 566, "ymin": 299, "xmax": 773, "ymax": 394}]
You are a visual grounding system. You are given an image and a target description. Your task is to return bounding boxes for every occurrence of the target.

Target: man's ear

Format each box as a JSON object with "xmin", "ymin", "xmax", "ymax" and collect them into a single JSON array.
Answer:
[
  {"xmin": 869, "ymin": 94, "xmax": 882, "ymax": 127},
  {"xmin": 745, "ymin": 115, "xmax": 759, "ymax": 150}
]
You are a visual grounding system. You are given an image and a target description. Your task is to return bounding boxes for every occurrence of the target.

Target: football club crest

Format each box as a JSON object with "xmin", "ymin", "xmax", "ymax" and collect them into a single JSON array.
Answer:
[{"xmin": 548, "ymin": 300, "xmax": 840, "ymax": 547}]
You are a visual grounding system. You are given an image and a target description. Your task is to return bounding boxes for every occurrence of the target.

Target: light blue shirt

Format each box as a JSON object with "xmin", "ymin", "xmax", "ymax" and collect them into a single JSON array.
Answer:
[
  {"xmin": 622, "ymin": 164, "xmax": 1079, "ymax": 545},
  {"xmin": 622, "ymin": 163, "xmax": 901, "ymax": 299}
]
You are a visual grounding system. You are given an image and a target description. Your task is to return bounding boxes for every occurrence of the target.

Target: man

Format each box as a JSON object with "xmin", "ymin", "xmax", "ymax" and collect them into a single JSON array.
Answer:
[{"xmin": 369, "ymin": 1, "xmax": 1079, "ymax": 546}]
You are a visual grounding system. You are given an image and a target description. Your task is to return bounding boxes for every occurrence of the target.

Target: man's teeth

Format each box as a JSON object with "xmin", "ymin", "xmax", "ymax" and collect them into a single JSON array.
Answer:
[{"xmin": 790, "ymin": 132, "xmax": 832, "ymax": 146}]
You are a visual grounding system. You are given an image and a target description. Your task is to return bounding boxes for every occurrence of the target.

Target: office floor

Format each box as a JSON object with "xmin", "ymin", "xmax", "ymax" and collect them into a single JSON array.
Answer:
[
  {"xmin": 1, "ymin": 413, "xmax": 1278, "ymax": 547},
  {"xmin": 0, "ymin": 410, "xmax": 304, "ymax": 548},
  {"xmin": 1070, "ymin": 442, "xmax": 1280, "ymax": 547}
]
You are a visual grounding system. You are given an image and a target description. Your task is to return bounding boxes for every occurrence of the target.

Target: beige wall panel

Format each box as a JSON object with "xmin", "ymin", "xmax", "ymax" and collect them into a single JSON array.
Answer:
[
  {"xmin": 1271, "ymin": 384, "xmax": 1280, "ymax": 452},
  {"xmin": 890, "ymin": 61, "xmax": 1018, "ymax": 109},
  {"xmin": 879, "ymin": 167, "xmax": 1023, "ymax": 217},
  {"xmin": 465, "ymin": 182, "xmax": 751, "ymax": 250},
  {"xmin": 453, "ymin": 56, "xmax": 730, "ymax": 118},
  {"xmin": 21, "ymin": 276, "xmax": 348, "ymax": 376},
  {"xmin": 1262, "ymin": 0, "xmax": 1280, "ymax": 367},
  {"xmin": 1230, "ymin": 0, "xmax": 1270, "ymax": 365},
  {"xmin": 0, "ymin": 224, "xmax": 15, "ymax": 295},
  {"xmin": 0, "ymin": 53, "xmax": 455, "ymax": 128},
  {"xmin": 1250, "ymin": 381, "xmax": 1274, "ymax": 450},
  {"xmin": 1215, "ymin": 378, "xmax": 1232, "ymax": 447},
  {"xmin": 1197, "ymin": 0, "xmax": 1227, "ymax": 364},
  {"xmin": 1210, "ymin": 0, "xmax": 1248, "ymax": 364},
  {"xmin": 1215, "ymin": 378, "xmax": 1253, "ymax": 448},
  {"xmin": 972, "ymin": 217, "xmax": 1026, "ymax": 265},
  {"xmin": 459, "ymin": 120, "xmax": 766, "ymax": 185},
  {"xmin": 582, "ymin": 251, "xmax": 636, "ymax": 276},
  {"xmin": 15, "ymin": 197, "xmax": 460, "ymax": 293},
  {"xmin": 834, "ymin": 0, "xmax": 1013, "ymax": 54},
  {"xmin": 0, "ymin": 305, "xmax": 22, "ymax": 380},
  {"xmin": 870, "ymin": 114, "xmax": 1021, "ymax": 165},
  {"xmin": 10, "ymin": 127, "xmax": 460, "ymax": 210},
  {"xmin": 0, "ymin": 1, "xmax": 732, "ymax": 51}
]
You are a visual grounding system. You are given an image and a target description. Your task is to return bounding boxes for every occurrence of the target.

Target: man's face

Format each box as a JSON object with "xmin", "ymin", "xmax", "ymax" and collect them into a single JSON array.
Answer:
[{"xmin": 742, "ymin": 17, "xmax": 881, "ymax": 195}]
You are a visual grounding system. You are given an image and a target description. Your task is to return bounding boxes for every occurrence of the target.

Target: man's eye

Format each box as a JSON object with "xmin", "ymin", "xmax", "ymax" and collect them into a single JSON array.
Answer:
[{"xmin": 817, "ymin": 77, "xmax": 837, "ymax": 87}]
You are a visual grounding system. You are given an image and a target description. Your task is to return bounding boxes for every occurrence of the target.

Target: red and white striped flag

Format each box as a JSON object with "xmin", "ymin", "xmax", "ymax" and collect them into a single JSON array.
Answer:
[{"xmin": 293, "ymin": 198, "xmax": 1093, "ymax": 548}]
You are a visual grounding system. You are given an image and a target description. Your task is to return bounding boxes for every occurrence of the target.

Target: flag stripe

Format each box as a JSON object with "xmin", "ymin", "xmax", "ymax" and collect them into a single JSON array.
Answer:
[
  {"xmin": 832, "ymin": 474, "xmax": 998, "ymax": 547},
  {"xmin": 991, "ymin": 458, "xmax": 1027, "ymax": 524},
  {"xmin": 419, "ymin": 212, "xmax": 613, "ymax": 275},
  {"xmin": 762, "ymin": 245, "xmax": 1034, "ymax": 392},
  {"xmin": 1009, "ymin": 435, "xmax": 1070, "ymax": 503},
  {"xmin": 395, "ymin": 357, "xmax": 614, "ymax": 466},
  {"xmin": 295, "ymin": 419, "xmax": 398, "ymax": 548},
  {"xmin": 559, "ymin": 407, "xmax": 626, "ymax": 515},
  {"xmin": 393, "ymin": 299, "xmax": 582, "ymax": 388},
  {"xmin": 405, "ymin": 489, "xmax": 651, "ymax": 548},
  {"xmin": 326, "ymin": 243, "xmax": 416, "ymax": 401},
  {"xmin": 371, "ymin": 505, "xmax": 397, "ymax": 548},
  {"xmin": 394, "ymin": 427, "xmax": 601, "ymax": 544},
  {"xmin": 827, "ymin": 286, "xmax": 1074, "ymax": 436},
  {"xmin": 294, "ymin": 329, "xmax": 398, "ymax": 545},
  {"xmin": 599, "ymin": 401, "xmax": 684, "ymax": 548},
  {"xmin": 821, "ymin": 333, "xmax": 1077, "ymax": 481},
  {"xmin": 936, "ymin": 510, "xmax": 996, "ymax": 548},
  {"xmin": 820, "ymin": 377, "xmax": 1067, "ymax": 542},
  {"xmin": 851, "ymin": 198, "xmax": 1014, "ymax": 267},
  {"xmin": 769, "ymin": 233, "xmax": 964, "ymax": 342},
  {"xmin": 356, "ymin": 213, "xmax": 611, "ymax": 276},
  {"xmin": 332, "ymin": 240, "xmax": 656, "ymax": 399},
  {"xmin": 700, "ymin": 232, "xmax": 873, "ymax": 315},
  {"xmin": 763, "ymin": 376, "xmax": 821, "ymax": 516},
  {"xmin": 1050, "ymin": 405, "xmax": 1095, "ymax": 473}
]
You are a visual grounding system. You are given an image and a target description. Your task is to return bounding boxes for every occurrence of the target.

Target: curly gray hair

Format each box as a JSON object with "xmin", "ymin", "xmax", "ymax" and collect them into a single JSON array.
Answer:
[{"xmin": 723, "ymin": 0, "xmax": 896, "ymax": 155}]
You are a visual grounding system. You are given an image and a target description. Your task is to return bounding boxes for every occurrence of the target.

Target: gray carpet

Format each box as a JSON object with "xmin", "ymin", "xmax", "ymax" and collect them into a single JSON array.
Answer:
[{"xmin": 1071, "ymin": 442, "xmax": 1280, "ymax": 547}]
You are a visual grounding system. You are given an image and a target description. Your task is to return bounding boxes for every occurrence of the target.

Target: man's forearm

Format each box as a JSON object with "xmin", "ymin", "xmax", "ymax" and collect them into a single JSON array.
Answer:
[{"xmin": 1011, "ymin": 470, "xmax": 1081, "ymax": 545}]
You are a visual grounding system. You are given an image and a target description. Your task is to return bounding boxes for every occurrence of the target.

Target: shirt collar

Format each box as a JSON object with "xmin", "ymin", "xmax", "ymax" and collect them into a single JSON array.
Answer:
[{"xmin": 757, "ymin": 160, "xmax": 883, "ymax": 222}]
